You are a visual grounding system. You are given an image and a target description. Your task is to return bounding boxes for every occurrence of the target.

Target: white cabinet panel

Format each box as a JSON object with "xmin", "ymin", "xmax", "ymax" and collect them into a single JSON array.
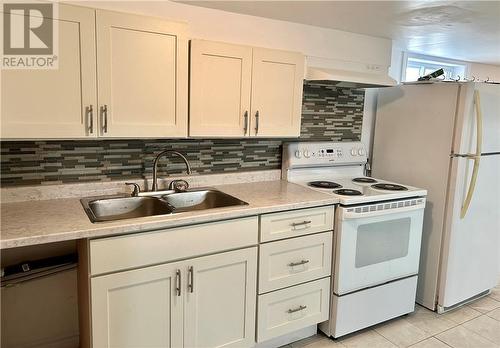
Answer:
[
  {"xmin": 1, "ymin": 5, "xmax": 97, "ymax": 139},
  {"xmin": 260, "ymin": 206, "xmax": 334, "ymax": 242},
  {"xmin": 250, "ymin": 48, "xmax": 304, "ymax": 137},
  {"xmin": 257, "ymin": 277, "xmax": 330, "ymax": 342},
  {"xmin": 96, "ymin": 10, "xmax": 188, "ymax": 137},
  {"xmin": 184, "ymin": 248, "xmax": 257, "ymax": 348},
  {"xmin": 259, "ymin": 232, "xmax": 332, "ymax": 293},
  {"xmin": 189, "ymin": 40, "xmax": 252, "ymax": 137},
  {"xmin": 90, "ymin": 217, "xmax": 258, "ymax": 275},
  {"xmin": 91, "ymin": 262, "xmax": 183, "ymax": 348}
]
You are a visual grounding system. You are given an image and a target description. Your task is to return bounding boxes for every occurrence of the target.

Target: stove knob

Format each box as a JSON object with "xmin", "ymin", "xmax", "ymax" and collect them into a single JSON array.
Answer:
[
  {"xmin": 350, "ymin": 148, "xmax": 358, "ymax": 156},
  {"xmin": 358, "ymin": 148, "xmax": 365, "ymax": 156},
  {"xmin": 295, "ymin": 150, "xmax": 302, "ymax": 158},
  {"xmin": 303, "ymin": 150, "xmax": 311, "ymax": 158}
]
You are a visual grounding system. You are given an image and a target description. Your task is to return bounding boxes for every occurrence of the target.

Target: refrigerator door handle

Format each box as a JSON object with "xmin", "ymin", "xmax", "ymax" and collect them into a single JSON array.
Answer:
[{"xmin": 460, "ymin": 90, "xmax": 483, "ymax": 219}]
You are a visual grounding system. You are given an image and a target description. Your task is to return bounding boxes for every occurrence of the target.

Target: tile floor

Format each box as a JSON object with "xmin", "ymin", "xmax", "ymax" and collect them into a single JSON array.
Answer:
[{"xmin": 287, "ymin": 286, "xmax": 500, "ymax": 348}]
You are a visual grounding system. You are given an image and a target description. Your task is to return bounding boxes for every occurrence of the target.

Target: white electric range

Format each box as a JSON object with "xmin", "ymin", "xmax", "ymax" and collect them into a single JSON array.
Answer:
[{"xmin": 282, "ymin": 141, "xmax": 427, "ymax": 338}]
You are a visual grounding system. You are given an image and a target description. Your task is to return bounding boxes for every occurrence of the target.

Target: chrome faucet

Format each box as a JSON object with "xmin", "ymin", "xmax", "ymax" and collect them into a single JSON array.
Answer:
[{"xmin": 151, "ymin": 150, "xmax": 192, "ymax": 192}]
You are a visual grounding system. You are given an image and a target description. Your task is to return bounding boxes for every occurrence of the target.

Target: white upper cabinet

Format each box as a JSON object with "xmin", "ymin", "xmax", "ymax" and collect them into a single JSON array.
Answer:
[
  {"xmin": 1, "ymin": 6, "xmax": 188, "ymax": 139},
  {"xmin": 190, "ymin": 40, "xmax": 252, "ymax": 137},
  {"xmin": 189, "ymin": 40, "xmax": 305, "ymax": 138},
  {"xmin": 251, "ymin": 48, "xmax": 304, "ymax": 137},
  {"xmin": 96, "ymin": 10, "xmax": 188, "ymax": 138},
  {"xmin": 1, "ymin": 5, "xmax": 97, "ymax": 139}
]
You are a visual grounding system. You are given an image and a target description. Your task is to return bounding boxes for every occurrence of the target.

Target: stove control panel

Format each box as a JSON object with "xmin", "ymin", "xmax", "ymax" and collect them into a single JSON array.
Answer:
[{"xmin": 284, "ymin": 141, "xmax": 368, "ymax": 168}]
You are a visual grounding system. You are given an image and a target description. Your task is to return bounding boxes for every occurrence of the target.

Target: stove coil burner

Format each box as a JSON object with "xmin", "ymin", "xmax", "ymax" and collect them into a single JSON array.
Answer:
[
  {"xmin": 308, "ymin": 181, "xmax": 342, "ymax": 189},
  {"xmin": 371, "ymin": 183, "xmax": 408, "ymax": 191},
  {"xmin": 334, "ymin": 189, "xmax": 363, "ymax": 196},
  {"xmin": 352, "ymin": 177, "xmax": 378, "ymax": 184}
]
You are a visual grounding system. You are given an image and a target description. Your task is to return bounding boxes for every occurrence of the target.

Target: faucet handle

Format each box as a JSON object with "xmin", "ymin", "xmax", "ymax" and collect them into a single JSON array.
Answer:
[
  {"xmin": 169, "ymin": 179, "xmax": 189, "ymax": 192},
  {"xmin": 125, "ymin": 182, "xmax": 141, "ymax": 196}
]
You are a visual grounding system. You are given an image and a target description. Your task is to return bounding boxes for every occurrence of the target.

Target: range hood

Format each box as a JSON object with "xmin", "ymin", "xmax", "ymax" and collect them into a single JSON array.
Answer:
[{"xmin": 306, "ymin": 56, "xmax": 397, "ymax": 88}]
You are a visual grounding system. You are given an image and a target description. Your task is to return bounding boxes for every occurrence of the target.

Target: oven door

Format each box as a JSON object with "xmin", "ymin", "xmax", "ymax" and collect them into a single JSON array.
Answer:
[{"xmin": 333, "ymin": 198, "xmax": 425, "ymax": 295}]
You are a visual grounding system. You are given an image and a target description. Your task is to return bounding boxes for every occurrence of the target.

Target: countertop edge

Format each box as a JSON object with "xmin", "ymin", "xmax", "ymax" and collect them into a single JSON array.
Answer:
[{"xmin": 0, "ymin": 197, "xmax": 337, "ymax": 250}]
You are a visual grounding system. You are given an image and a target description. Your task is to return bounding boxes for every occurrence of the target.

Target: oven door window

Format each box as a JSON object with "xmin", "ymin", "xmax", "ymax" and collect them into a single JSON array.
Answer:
[{"xmin": 355, "ymin": 218, "xmax": 411, "ymax": 268}]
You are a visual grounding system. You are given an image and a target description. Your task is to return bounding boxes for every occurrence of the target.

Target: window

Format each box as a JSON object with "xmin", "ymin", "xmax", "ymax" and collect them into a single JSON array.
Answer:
[{"xmin": 402, "ymin": 53, "xmax": 468, "ymax": 82}]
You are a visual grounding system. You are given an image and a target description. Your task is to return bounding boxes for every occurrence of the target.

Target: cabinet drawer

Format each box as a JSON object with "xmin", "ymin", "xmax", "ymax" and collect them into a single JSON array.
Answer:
[
  {"xmin": 90, "ymin": 217, "xmax": 258, "ymax": 275},
  {"xmin": 259, "ymin": 232, "xmax": 332, "ymax": 293},
  {"xmin": 260, "ymin": 206, "xmax": 334, "ymax": 242},
  {"xmin": 257, "ymin": 277, "xmax": 330, "ymax": 342}
]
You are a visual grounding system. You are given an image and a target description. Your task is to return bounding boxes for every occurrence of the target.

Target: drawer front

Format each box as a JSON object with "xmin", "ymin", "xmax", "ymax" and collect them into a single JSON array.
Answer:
[
  {"xmin": 257, "ymin": 277, "xmax": 330, "ymax": 342},
  {"xmin": 260, "ymin": 206, "xmax": 334, "ymax": 242},
  {"xmin": 90, "ymin": 217, "xmax": 258, "ymax": 275},
  {"xmin": 259, "ymin": 232, "xmax": 332, "ymax": 293}
]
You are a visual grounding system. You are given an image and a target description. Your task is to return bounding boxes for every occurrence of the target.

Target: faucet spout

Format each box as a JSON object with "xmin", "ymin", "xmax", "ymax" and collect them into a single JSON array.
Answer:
[{"xmin": 151, "ymin": 150, "xmax": 192, "ymax": 192}]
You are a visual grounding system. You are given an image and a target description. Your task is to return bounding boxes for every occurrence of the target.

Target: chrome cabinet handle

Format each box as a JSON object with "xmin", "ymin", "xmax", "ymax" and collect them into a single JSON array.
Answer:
[
  {"xmin": 176, "ymin": 269, "xmax": 181, "ymax": 296},
  {"xmin": 86, "ymin": 105, "xmax": 93, "ymax": 134},
  {"xmin": 287, "ymin": 305, "xmax": 307, "ymax": 314},
  {"xmin": 255, "ymin": 111, "xmax": 259, "ymax": 135},
  {"xmin": 288, "ymin": 260, "xmax": 310, "ymax": 267},
  {"xmin": 188, "ymin": 266, "xmax": 194, "ymax": 293},
  {"xmin": 243, "ymin": 111, "xmax": 248, "ymax": 135},
  {"xmin": 101, "ymin": 105, "xmax": 108, "ymax": 133},
  {"xmin": 291, "ymin": 220, "xmax": 311, "ymax": 227}
]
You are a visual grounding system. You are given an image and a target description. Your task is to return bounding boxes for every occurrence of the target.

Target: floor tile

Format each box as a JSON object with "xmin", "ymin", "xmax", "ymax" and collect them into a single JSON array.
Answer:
[
  {"xmin": 441, "ymin": 306, "xmax": 482, "ymax": 324},
  {"xmin": 338, "ymin": 329, "xmax": 397, "ymax": 348},
  {"xmin": 374, "ymin": 319, "xmax": 430, "ymax": 347},
  {"xmin": 462, "ymin": 315, "xmax": 500, "ymax": 345},
  {"xmin": 291, "ymin": 334, "xmax": 345, "ymax": 348},
  {"xmin": 406, "ymin": 315, "xmax": 457, "ymax": 336},
  {"xmin": 467, "ymin": 296, "xmax": 500, "ymax": 314},
  {"xmin": 435, "ymin": 325, "xmax": 497, "ymax": 348},
  {"xmin": 409, "ymin": 337, "xmax": 450, "ymax": 348},
  {"xmin": 489, "ymin": 287, "xmax": 500, "ymax": 302},
  {"xmin": 486, "ymin": 308, "xmax": 500, "ymax": 321}
]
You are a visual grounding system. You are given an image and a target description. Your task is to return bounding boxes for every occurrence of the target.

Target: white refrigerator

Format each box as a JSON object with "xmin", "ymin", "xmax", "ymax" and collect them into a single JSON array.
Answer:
[{"xmin": 372, "ymin": 82, "xmax": 500, "ymax": 312}]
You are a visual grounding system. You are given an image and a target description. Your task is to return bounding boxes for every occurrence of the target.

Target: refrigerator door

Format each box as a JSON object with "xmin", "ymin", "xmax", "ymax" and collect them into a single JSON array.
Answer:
[
  {"xmin": 438, "ymin": 154, "xmax": 500, "ymax": 310},
  {"xmin": 454, "ymin": 83, "xmax": 500, "ymax": 155}
]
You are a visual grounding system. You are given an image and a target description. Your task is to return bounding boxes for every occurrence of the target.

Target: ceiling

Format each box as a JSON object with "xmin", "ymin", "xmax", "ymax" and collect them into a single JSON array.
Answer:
[{"xmin": 178, "ymin": 1, "xmax": 500, "ymax": 65}]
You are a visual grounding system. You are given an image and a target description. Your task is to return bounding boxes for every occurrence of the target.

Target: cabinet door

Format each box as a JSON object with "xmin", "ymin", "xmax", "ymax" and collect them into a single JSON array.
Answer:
[
  {"xmin": 91, "ymin": 262, "xmax": 183, "ymax": 348},
  {"xmin": 184, "ymin": 247, "xmax": 257, "ymax": 348},
  {"xmin": 1, "ymin": 5, "xmax": 97, "ymax": 139},
  {"xmin": 96, "ymin": 10, "xmax": 188, "ymax": 138},
  {"xmin": 189, "ymin": 40, "xmax": 252, "ymax": 137},
  {"xmin": 250, "ymin": 48, "xmax": 304, "ymax": 137}
]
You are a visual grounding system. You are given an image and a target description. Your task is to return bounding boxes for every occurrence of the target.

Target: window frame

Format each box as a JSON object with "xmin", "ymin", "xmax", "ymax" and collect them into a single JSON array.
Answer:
[{"xmin": 401, "ymin": 52, "xmax": 470, "ymax": 82}]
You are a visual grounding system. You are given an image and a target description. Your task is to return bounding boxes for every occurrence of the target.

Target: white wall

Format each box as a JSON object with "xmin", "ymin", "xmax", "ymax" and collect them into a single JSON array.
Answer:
[{"xmin": 469, "ymin": 63, "xmax": 500, "ymax": 82}]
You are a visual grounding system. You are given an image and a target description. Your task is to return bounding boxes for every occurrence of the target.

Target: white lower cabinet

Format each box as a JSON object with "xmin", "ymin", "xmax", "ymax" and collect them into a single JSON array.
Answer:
[
  {"xmin": 257, "ymin": 277, "xmax": 330, "ymax": 342},
  {"xmin": 91, "ymin": 261, "xmax": 184, "ymax": 348},
  {"xmin": 184, "ymin": 248, "xmax": 257, "ymax": 348},
  {"xmin": 90, "ymin": 247, "xmax": 257, "ymax": 348}
]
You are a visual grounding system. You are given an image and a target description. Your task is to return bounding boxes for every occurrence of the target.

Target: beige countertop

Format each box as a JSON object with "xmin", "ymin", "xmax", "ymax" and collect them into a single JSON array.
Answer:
[{"xmin": 0, "ymin": 180, "xmax": 337, "ymax": 249}]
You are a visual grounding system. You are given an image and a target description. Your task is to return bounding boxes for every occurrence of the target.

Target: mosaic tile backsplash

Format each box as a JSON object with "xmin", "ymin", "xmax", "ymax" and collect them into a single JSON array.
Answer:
[{"xmin": 1, "ymin": 83, "xmax": 364, "ymax": 187}]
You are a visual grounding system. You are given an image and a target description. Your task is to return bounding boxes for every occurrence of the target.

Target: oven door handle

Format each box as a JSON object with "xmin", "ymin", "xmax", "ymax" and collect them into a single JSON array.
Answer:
[{"xmin": 340, "ymin": 202, "xmax": 425, "ymax": 220}]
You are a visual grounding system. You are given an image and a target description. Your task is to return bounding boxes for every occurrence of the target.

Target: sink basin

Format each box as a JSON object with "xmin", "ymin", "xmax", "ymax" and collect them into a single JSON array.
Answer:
[
  {"xmin": 160, "ymin": 189, "xmax": 248, "ymax": 211},
  {"xmin": 81, "ymin": 189, "xmax": 248, "ymax": 223},
  {"xmin": 82, "ymin": 196, "xmax": 174, "ymax": 223}
]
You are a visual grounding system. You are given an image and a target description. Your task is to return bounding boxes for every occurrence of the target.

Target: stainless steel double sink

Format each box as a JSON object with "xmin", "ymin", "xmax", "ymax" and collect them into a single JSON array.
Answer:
[{"xmin": 81, "ymin": 189, "xmax": 248, "ymax": 223}]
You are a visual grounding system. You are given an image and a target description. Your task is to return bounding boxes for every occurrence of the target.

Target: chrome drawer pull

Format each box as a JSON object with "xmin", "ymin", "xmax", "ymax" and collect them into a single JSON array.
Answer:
[
  {"xmin": 287, "ymin": 305, "xmax": 307, "ymax": 314},
  {"xmin": 288, "ymin": 260, "xmax": 310, "ymax": 267},
  {"xmin": 291, "ymin": 220, "xmax": 311, "ymax": 227}
]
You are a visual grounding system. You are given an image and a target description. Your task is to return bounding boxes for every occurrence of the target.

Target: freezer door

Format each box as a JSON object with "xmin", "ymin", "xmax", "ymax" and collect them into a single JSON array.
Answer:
[
  {"xmin": 454, "ymin": 83, "xmax": 500, "ymax": 155},
  {"xmin": 438, "ymin": 154, "xmax": 500, "ymax": 309}
]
